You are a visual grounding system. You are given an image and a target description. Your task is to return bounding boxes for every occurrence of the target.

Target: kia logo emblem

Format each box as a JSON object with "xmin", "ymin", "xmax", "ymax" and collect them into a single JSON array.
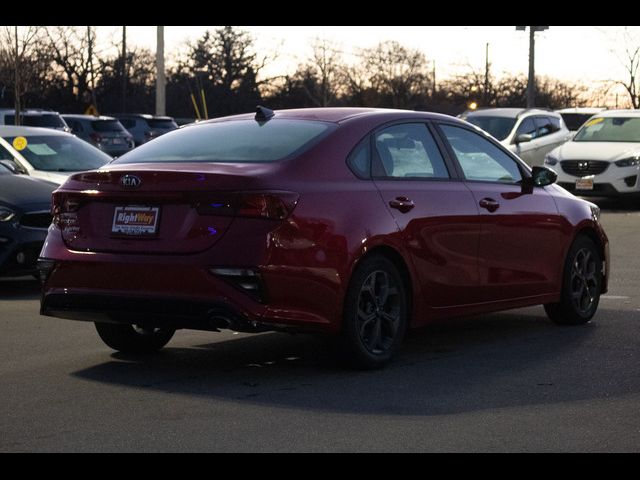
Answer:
[{"xmin": 120, "ymin": 175, "xmax": 142, "ymax": 188}]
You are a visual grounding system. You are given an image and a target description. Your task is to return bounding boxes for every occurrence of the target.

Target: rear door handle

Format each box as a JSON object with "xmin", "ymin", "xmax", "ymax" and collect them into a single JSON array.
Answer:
[
  {"xmin": 389, "ymin": 196, "xmax": 415, "ymax": 213},
  {"xmin": 479, "ymin": 198, "xmax": 499, "ymax": 212}
]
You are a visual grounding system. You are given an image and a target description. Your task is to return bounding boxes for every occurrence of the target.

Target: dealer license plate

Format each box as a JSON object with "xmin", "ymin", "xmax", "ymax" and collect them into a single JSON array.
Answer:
[
  {"xmin": 112, "ymin": 206, "xmax": 160, "ymax": 235},
  {"xmin": 575, "ymin": 176, "xmax": 594, "ymax": 191}
]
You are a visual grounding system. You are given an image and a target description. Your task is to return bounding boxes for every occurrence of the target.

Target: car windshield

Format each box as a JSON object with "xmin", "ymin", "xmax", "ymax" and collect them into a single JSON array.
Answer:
[
  {"xmin": 573, "ymin": 117, "xmax": 640, "ymax": 143},
  {"xmin": 4, "ymin": 135, "xmax": 111, "ymax": 171},
  {"xmin": 6, "ymin": 114, "xmax": 67, "ymax": 129},
  {"xmin": 464, "ymin": 116, "xmax": 517, "ymax": 141},
  {"xmin": 113, "ymin": 119, "xmax": 336, "ymax": 164}
]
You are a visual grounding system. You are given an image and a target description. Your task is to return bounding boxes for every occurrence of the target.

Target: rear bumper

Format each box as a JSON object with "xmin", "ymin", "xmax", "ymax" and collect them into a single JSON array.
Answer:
[{"xmin": 41, "ymin": 292, "xmax": 270, "ymax": 333}]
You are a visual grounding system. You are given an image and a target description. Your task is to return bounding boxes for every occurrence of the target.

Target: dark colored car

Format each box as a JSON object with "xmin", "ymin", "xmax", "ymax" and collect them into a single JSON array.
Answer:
[
  {"xmin": 112, "ymin": 114, "xmax": 178, "ymax": 147},
  {"xmin": 63, "ymin": 115, "xmax": 135, "ymax": 157},
  {"xmin": 0, "ymin": 163, "xmax": 54, "ymax": 277},
  {"xmin": 39, "ymin": 108, "xmax": 609, "ymax": 368}
]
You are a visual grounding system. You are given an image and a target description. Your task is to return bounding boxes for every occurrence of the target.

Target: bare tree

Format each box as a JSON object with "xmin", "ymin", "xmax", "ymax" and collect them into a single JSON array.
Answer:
[
  {"xmin": 45, "ymin": 26, "xmax": 101, "ymax": 111},
  {"xmin": 599, "ymin": 27, "xmax": 640, "ymax": 109},
  {"xmin": 361, "ymin": 41, "xmax": 432, "ymax": 109},
  {"xmin": 0, "ymin": 26, "xmax": 45, "ymax": 123}
]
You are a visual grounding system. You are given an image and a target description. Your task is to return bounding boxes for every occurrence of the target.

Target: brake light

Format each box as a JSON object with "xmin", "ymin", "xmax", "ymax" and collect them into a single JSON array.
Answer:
[
  {"xmin": 196, "ymin": 192, "xmax": 299, "ymax": 220},
  {"xmin": 52, "ymin": 192, "xmax": 81, "ymax": 232}
]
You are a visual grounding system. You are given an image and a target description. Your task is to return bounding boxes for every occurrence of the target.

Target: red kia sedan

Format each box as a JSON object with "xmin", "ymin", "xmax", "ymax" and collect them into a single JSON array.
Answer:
[{"xmin": 39, "ymin": 107, "xmax": 609, "ymax": 368}]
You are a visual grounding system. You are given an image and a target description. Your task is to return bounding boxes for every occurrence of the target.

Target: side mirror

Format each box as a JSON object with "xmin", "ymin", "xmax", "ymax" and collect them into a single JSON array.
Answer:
[
  {"xmin": 515, "ymin": 133, "xmax": 533, "ymax": 144},
  {"xmin": 531, "ymin": 166, "xmax": 557, "ymax": 187}
]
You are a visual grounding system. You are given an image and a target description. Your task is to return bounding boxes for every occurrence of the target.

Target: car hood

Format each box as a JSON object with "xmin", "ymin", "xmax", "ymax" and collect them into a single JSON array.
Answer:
[
  {"xmin": 554, "ymin": 141, "xmax": 640, "ymax": 161},
  {"xmin": 0, "ymin": 174, "xmax": 56, "ymax": 207}
]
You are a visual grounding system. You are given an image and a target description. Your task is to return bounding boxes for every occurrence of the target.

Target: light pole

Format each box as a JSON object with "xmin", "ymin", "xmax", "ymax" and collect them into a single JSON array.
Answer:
[
  {"xmin": 516, "ymin": 26, "xmax": 548, "ymax": 108},
  {"xmin": 156, "ymin": 26, "xmax": 166, "ymax": 116}
]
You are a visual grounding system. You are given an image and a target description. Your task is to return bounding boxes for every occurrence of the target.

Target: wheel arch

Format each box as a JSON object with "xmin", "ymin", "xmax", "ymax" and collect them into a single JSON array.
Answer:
[
  {"xmin": 346, "ymin": 244, "xmax": 417, "ymax": 329},
  {"xmin": 573, "ymin": 225, "xmax": 609, "ymax": 294}
]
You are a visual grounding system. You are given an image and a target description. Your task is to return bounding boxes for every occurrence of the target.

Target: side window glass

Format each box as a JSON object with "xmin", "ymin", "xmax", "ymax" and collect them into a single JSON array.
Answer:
[
  {"xmin": 373, "ymin": 123, "xmax": 449, "ymax": 179},
  {"xmin": 534, "ymin": 116, "xmax": 553, "ymax": 138},
  {"xmin": 347, "ymin": 138, "xmax": 370, "ymax": 179},
  {"xmin": 0, "ymin": 142, "xmax": 14, "ymax": 160},
  {"xmin": 515, "ymin": 117, "xmax": 537, "ymax": 138},
  {"xmin": 440, "ymin": 124, "xmax": 523, "ymax": 184}
]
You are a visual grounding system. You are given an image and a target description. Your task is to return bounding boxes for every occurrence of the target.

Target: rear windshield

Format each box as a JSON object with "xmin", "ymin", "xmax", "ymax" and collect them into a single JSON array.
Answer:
[
  {"xmin": 6, "ymin": 114, "xmax": 66, "ymax": 129},
  {"xmin": 147, "ymin": 119, "xmax": 178, "ymax": 129},
  {"xmin": 560, "ymin": 113, "xmax": 594, "ymax": 131},
  {"xmin": 93, "ymin": 120, "xmax": 126, "ymax": 132},
  {"xmin": 464, "ymin": 116, "xmax": 517, "ymax": 141},
  {"xmin": 113, "ymin": 119, "xmax": 336, "ymax": 164}
]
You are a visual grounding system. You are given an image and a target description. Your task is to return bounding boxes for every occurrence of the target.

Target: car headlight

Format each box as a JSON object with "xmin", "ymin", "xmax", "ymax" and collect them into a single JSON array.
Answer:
[
  {"xmin": 544, "ymin": 155, "xmax": 559, "ymax": 166},
  {"xmin": 614, "ymin": 157, "xmax": 640, "ymax": 167},
  {"xmin": 0, "ymin": 206, "xmax": 16, "ymax": 222}
]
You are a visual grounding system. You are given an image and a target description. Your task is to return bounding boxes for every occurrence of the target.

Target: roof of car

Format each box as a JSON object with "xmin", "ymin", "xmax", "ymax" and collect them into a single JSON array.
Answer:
[
  {"xmin": 464, "ymin": 107, "xmax": 558, "ymax": 118},
  {"xmin": 62, "ymin": 114, "xmax": 117, "ymax": 121},
  {"xmin": 112, "ymin": 113, "xmax": 174, "ymax": 120},
  {"xmin": 199, "ymin": 107, "xmax": 462, "ymax": 125},
  {"xmin": 0, "ymin": 108, "xmax": 61, "ymax": 114},
  {"xmin": 555, "ymin": 107, "xmax": 607, "ymax": 114},
  {"xmin": 0, "ymin": 125, "xmax": 71, "ymax": 137},
  {"xmin": 591, "ymin": 109, "xmax": 640, "ymax": 118}
]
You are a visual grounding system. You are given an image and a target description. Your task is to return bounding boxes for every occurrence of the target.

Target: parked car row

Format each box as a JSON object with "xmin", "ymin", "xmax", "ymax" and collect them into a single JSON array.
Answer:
[{"xmin": 0, "ymin": 109, "xmax": 179, "ymax": 158}]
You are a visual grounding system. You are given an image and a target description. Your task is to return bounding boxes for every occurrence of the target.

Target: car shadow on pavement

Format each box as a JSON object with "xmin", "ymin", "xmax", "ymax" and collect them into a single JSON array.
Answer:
[
  {"xmin": 0, "ymin": 277, "xmax": 41, "ymax": 300},
  {"xmin": 584, "ymin": 196, "xmax": 639, "ymax": 212},
  {"xmin": 71, "ymin": 307, "xmax": 632, "ymax": 416}
]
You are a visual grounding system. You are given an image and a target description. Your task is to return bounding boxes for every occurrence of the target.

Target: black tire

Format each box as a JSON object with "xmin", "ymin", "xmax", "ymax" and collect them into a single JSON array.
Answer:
[
  {"xmin": 94, "ymin": 322, "xmax": 175, "ymax": 353},
  {"xmin": 544, "ymin": 235, "xmax": 602, "ymax": 325},
  {"xmin": 339, "ymin": 255, "xmax": 408, "ymax": 369}
]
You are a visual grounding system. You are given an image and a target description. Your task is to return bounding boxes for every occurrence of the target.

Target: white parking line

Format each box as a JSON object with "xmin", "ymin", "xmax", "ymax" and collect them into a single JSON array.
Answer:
[{"xmin": 601, "ymin": 295, "xmax": 630, "ymax": 300}]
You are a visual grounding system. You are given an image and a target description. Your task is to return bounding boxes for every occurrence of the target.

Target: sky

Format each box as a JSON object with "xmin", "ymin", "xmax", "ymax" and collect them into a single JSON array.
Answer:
[{"xmin": 95, "ymin": 26, "xmax": 638, "ymax": 105}]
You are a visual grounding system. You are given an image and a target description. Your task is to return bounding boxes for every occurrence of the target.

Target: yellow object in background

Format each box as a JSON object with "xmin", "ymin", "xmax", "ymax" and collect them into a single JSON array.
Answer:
[{"xmin": 12, "ymin": 136, "xmax": 27, "ymax": 151}]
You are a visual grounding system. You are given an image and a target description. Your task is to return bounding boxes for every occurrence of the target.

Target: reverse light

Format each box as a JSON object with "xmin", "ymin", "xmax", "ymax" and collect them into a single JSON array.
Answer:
[{"xmin": 614, "ymin": 157, "xmax": 640, "ymax": 167}]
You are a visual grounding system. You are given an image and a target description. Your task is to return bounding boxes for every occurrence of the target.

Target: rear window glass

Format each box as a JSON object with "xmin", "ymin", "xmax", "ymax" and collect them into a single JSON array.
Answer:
[
  {"xmin": 113, "ymin": 119, "xmax": 336, "ymax": 164},
  {"xmin": 93, "ymin": 120, "xmax": 126, "ymax": 132},
  {"xmin": 6, "ymin": 114, "xmax": 66, "ymax": 128},
  {"xmin": 147, "ymin": 119, "xmax": 177, "ymax": 129}
]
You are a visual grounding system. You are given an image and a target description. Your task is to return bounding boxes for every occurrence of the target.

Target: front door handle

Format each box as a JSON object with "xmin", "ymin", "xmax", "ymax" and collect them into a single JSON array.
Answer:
[
  {"xmin": 389, "ymin": 196, "xmax": 415, "ymax": 213},
  {"xmin": 479, "ymin": 197, "xmax": 500, "ymax": 212}
]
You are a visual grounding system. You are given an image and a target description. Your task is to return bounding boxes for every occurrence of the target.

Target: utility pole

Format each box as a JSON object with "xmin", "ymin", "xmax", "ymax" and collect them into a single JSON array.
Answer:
[
  {"xmin": 484, "ymin": 43, "xmax": 490, "ymax": 106},
  {"xmin": 14, "ymin": 26, "xmax": 20, "ymax": 125},
  {"xmin": 156, "ymin": 26, "xmax": 166, "ymax": 116},
  {"xmin": 87, "ymin": 27, "xmax": 97, "ymax": 111},
  {"xmin": 516, "ymin": 26, "xmax": 548, "ymax": 108},
  {"xmin": 121, "ymin": 26, "xmax": 127, "ymax": 114}
]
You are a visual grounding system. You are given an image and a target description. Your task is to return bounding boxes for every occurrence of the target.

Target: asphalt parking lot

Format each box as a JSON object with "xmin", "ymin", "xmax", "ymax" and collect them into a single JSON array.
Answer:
[{"xmin": 1, "ymin": 197, "xmax": 639, "ymax": 452}]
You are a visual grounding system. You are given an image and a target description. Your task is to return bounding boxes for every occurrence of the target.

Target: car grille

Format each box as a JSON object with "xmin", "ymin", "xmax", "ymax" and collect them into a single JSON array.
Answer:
[
  {"xmin": 20, "ymin": 212, "xmax": 52, "ymax": 229},
  {"xmin": 561, "ymin": 160, "xmax": 610, "ymax": 177}
]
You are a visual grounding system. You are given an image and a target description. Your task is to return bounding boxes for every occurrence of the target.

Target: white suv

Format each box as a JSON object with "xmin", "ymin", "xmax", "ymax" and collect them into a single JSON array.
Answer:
[
  {"xmin": 460, "ymin": 108, "xmax": 572, "ymax": 167},
  {"xmin": 544, "ymin": 110, "xmax": 640, "ymax": 197}
]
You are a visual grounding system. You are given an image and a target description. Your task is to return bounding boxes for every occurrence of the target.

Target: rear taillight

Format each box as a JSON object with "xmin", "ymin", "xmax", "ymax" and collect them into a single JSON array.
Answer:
[
  {"xmin": 89, "ymin": 132, "xmax": 103, "ymax": 144},
  {"xmin": 52, "ymin": 192, "xmax": 81, "ymax": 232},
  {"xmin": 196, "ymin": 192, "xmax": 299, "ymax": 220}
]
